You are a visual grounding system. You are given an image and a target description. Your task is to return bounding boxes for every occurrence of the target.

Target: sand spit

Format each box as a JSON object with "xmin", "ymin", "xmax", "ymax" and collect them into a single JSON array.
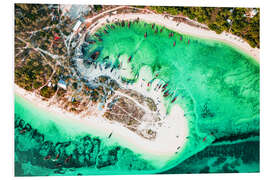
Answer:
[{"xmin": 15, "ymin": 83, "xmax": 188, "ymax": 168}]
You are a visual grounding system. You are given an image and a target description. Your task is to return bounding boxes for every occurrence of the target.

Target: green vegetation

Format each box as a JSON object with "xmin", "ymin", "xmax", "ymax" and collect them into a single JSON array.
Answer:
[
  {"xmin": 147, "ymin": 7, "xmax": 260, "ymax": 48},
  {"xmin": 93, "ymin": 5, "xmax": 102, "ymax": 12},
  {"xmin": 15, "ymin": 4, "xmax": 73, "ymax": 98},
  {"xmin": 40, "ymin": 86, "xmax": 56, "ymax": 98},
  {"xmin": 15, "ymin": 52, "xmax": 52, "ymax": 91}
]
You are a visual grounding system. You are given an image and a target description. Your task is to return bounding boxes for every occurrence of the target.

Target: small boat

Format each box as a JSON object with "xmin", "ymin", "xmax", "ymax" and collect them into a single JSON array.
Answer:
[
  {"xmin": 163, "ymin": 91, "xmax": 169, "ymax": 97},
  {"xmin": 128, "ymin": 56, "xmax": 132, "ymax": 62},
  {"xmin": 144, "ymin": 32, "xmax": 147, "ymax": 38},
  {"xmin": 105, "ymin": 63, "xmax": 111, "ymax": 69},
  {"xmin": 160, "ymin": 28, "xmax": 163, "ymax": 33},
  {"xmin": 54, "ymin": 36, "xmax": 60, "ymax": 41},
  {"xmin": 104, "ymin": 29, "xmax": 108, "ymax": 34},
  {"xmin": 91, "ymin": 51, "xmax": 100, "ymax": 60},
  {"xmin": 20, "ymin": 129, "xmax": 26, "ymax": 134},
  {"xmin": 188, "ymin": 40, "xmax": 190, "ymax": 44},
  {"xmin": 108, "ymin": 132, "xmax": 113, "ymax": 138},
  {"xmin": 118, "ymin": 63, "xmax": 121, "ymax": 69},
  {"xmin": 203, "ymin": 137, "xmax": 207, "ymax": 142},
  {"xmin": 54, "ymin": 154, "xmax": 60, "ymax": 161},
  {"xmin": 128, "ymin": 22, "xmax": 130, "ymax": 28},
  {"xmin": 99, "ymin": 64, "xmax": 102, "ymax": 71},
  {"xmin": 98, "ymin": 38, "xmax": 102, "ymax": 42},
  {"xmin": 152, "ymin": 24, "xmax": 155, "ymax": 29},
  {"xmin": 89, "ymin": 40, "xmax": 96, "ymax": 44},
  {"xmin": 162, "ymin": 83, "xmax": 168, "ymax": 89},
  {"xmin": 56, "ymin": 163, "xmax": 62, "ymax": 167},
  {"xmin": 171, "ymin": 96, "xmax": 177, "ymax": 103},
  {"xmin": 94, "ymin": 33, "xmax": 101, "ymax": 37},
  {"xmin": 44, "ymin": 155, "xmax": 51, "ymax": 160},
  {"xmin": 180, "ymin": 36, "xmax": 182, "ymax": 41},
  {"xmin": 65, "ymin": 155, "xmax": 72, "ymax": 164},
  {"xmin": 103, "ymin": 56, "xmax": 109, "ymax": 60},
  {"xmin": 110, "ymin": 67, "xmax": 114, "ymax": 72},
  {"xmin": 147, "ymin": 82, "xmax": 150, "ymax": 87},
  {"xmin": 173, "ymin": 41, "xmax": 176, "ymax": 46}
]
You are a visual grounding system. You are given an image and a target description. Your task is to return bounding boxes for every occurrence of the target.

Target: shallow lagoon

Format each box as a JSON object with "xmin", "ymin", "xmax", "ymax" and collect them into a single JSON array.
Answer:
[{"xmin": 15, "ymin": 21, "xmax": 260, "ymax": 175}]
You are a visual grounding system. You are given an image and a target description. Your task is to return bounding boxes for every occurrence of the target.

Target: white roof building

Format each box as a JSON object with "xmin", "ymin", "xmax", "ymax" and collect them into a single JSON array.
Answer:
[
  {"xmin": 227, "ymin": 19, "xmax": 232, "ymax": 24},
  {"xmin": 58, "ymin": 80, "xmax": 67, "ymax": 90},
  {"xmin": 250, "ymin": 9, "xmax": 258, "ymax": 18}
]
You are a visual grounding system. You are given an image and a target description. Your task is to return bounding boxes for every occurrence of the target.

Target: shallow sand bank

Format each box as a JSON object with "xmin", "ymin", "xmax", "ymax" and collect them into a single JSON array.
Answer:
[{"xmin": 14, "ymin": 83, "xmax": 189, "ymax": 168}]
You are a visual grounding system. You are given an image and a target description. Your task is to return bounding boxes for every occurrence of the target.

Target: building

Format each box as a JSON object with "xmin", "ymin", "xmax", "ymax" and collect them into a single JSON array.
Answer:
[
  {"xmin": 58, "ymin": 79, "xmax": 67, "ymax": 90},
  {"xmin": 227, "ymin": 19, "xmax": 232, "ymax": 25},
  {"xmin": 249, "ymin": 9, "xmax": 258, "ymax": 18}
]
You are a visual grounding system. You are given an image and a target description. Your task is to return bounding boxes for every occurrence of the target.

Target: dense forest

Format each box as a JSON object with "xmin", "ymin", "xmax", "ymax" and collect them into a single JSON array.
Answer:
[
  {"xmin": 15, "ymin": 4, "xmax": 73, "ymax": 98},
  {"xmin": 147, "ymin": 7, "xmax": 260, "ymax": 48}
]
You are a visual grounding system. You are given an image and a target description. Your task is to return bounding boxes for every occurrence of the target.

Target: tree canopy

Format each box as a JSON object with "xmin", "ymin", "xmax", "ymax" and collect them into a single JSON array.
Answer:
[{"xmin": 148, "ymin": 6, "xmax": 260, "ymax": 48}]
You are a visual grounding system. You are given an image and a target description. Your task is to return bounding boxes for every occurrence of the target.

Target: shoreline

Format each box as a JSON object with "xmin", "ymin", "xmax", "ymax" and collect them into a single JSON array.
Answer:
[
  {"xmin": 14, "ymin": 83, "xmax": 189, "ymax": 168},
  {"xmin": 85, "ymin": 13, "xmax": 259, "ymax": 62}
]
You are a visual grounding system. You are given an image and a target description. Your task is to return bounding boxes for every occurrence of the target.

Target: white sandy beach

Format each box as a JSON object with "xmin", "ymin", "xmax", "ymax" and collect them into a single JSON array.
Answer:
[
  {"xmin": 86, "ymin": 13, "xmax": 259, "ymax": 62},
  {"xmin": 15, "ymin": 84, "xmax": 188, "ymax": 168},
  {"xmin": 14, "ymin": 8, "xmax": 259, "ymax": 169}
]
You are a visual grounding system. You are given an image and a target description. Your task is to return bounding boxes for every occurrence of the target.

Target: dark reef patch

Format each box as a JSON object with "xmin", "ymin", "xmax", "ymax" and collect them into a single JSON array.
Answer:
[
  {"xmin": 14, "ymin": 114, "xmax": 154, "ymax": 176},
  {"xmin": 212, "ymin": 131, "xmax": 259, "ymax": 144},
  {"xmin": 161, "ymin": 140, "xmax": 259, "ymax": 174}
]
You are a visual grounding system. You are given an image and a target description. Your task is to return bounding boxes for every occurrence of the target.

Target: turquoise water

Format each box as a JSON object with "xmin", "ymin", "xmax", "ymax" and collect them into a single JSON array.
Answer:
[
  {"xmin": 15, "ymin": 94, "xmax": 158, "ymax": 176},
  {"xmin": 15, "ymin": 20, "xmax": 259, "ymax": 175}
]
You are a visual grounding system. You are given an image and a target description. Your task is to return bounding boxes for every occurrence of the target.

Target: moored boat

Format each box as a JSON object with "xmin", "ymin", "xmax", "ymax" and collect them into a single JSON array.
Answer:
[
  {"xmin": 128, "ymin": 56, "xmax": 132, "ymax": 62},
  {"xmin": 171, "ymin": 96, "xmax": 177, "ymax": 103},
  {"xmin": 162, "ymin": 83, "xmax": 168, "ymax": 89}
]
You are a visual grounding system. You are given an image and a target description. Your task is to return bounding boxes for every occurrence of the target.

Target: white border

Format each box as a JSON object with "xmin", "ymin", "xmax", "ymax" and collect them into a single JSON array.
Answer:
[{"xmin": 1, "ymin": 0, "xmax": 269, "ymax": 180}]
